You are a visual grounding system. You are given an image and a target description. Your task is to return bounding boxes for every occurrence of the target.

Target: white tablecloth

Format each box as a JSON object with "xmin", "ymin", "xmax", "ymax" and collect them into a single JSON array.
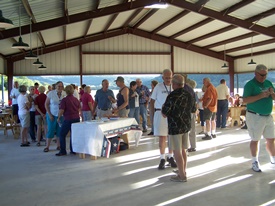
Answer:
[{"xmin": 71, "ymin": 118, "xmax": 142, "ymax": 157}]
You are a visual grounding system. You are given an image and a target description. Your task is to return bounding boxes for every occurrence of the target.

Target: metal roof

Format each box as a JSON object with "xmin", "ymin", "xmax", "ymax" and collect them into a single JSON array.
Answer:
[{"xmin": 0, "ymin": 0, "xmax": 275, "ymax": 64}]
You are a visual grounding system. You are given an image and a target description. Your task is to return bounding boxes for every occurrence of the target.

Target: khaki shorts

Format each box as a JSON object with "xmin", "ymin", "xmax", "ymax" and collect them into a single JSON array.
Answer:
[
  {"xmin": 19, "ymin": 113, "xmax": 30, "ymax": 128},
  {"xmin": 35, "ymin": 115, "xmax": 47, "ymax": 126},
  {"xmin": 153, "ymin": 111, "xmax": 168, "ymax": 136},
  {"xmin": 169, "ymin": 133, "xmax": 189, "ymax": 151},
  {"xmin": 246, "ymin": 112, "xmax": 275, "ymax": 141}
]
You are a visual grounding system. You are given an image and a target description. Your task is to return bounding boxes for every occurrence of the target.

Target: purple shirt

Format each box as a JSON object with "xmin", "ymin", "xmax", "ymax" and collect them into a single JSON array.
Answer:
[{"xmin": 59, "ymin": 95, "xmax": 80, "ymax": 120}]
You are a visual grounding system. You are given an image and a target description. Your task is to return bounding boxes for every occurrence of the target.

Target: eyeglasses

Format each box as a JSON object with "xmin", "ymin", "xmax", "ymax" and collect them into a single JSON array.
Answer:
[{"xmin": 257, "ymin": 72, "xmax": 267, "ymax": 77}]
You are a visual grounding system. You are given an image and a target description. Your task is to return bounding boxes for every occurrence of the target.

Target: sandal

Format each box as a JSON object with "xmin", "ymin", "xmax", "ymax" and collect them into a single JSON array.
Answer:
[
  {"xmin": 36, "ymin": 142, "xmax": 40, "ymax": 146},
  {"xmin": 43, "ymin": 148, "xmax": 49, "ymax": 152}
]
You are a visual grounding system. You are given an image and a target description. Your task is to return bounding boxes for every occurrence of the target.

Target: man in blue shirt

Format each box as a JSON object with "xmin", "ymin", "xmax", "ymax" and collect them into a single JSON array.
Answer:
[
  {"xmin": 93, "ymin": 79, "xmax": 116, "ymax": 118},
  {"xmin": 136, "ymin": 78, "xmax": 150, "ymax": 133}
]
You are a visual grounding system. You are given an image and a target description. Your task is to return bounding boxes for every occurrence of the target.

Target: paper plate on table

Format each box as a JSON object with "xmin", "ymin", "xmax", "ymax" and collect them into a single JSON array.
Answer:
[
  {"xmin": 110, "ymin": 117, "xmax": 120, "ymax": 120},
  {"xmin": 86, "ymin": 119, "xmax": 103, "ymax": 124}
]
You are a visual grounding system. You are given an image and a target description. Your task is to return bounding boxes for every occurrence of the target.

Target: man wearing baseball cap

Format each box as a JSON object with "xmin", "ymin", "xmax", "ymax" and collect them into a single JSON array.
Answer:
[{"xmin": 114, "ymin": 76, "xmax": 129, "ymax": 117}]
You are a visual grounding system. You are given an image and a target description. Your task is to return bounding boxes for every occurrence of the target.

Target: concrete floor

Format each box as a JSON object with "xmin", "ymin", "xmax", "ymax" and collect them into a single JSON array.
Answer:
[{"xmin": 0, "ymin": 125, "xmax": 274, "ymax": 206}]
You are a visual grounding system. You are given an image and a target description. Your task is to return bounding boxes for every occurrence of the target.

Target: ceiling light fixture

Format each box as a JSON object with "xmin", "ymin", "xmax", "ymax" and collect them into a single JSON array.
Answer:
[
  {"xmin": 12, "ymin": 2, "xmax": 29, "ymax": 49},
  {"xmin": 25, "ymin": 18, "xmax": 38, "ymax": 59},
  {"xmin": 33, "ymin": 33, "xmax": 43, "ymax": 66},
  {"xmin": 248, "ymin": 36, "xmax": 256, "ymax": 66},
  {"xmin": 38, "ymin": 64, "xmax": 47, "ymax": 70},
  {"xmin": 221, "ymin": 44, "xmax": 228, "ymax": 69},
  {"xmin": 145, "ymin": 1, "xmax": 168, "ymax": 9},
  {"xmin": 38, "ymin": 45, "xmax": 46, "ymax": 70},
  {"xmin": 0, "ymin": 10, "xmax": 14, "ymax": 28}
]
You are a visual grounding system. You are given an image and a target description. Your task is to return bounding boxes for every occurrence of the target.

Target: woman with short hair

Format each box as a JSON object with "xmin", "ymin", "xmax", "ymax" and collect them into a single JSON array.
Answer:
[
  {"xmin": 56, "ymin": 85, "xmax": 81, "ymax": 156},
  {"xmin": 44, "ymin": 81, "xmax": 66, "ymax": 152},
  {"xmin": 18, "ymin": 85, "xmax": 31, "ymax": 147},
  {"xmin": 81, "ymin": 86, "xmax": 94, "ymax": 121}
]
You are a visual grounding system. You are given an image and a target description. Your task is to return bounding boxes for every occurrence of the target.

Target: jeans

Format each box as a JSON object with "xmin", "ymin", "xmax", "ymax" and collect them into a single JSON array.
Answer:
[
  {"xmin": 29, "ymin": 111, "xmax": 36, "ymax": 140},
  {"xmin": 216, "ymin": 100, "xmax": 228, "ymax": 128},
  {"xmin": 129, "ymin": 107, "xmax": 140, "ymax": 124},
  {"xmin": 59, "ymin": 118, "xmax": 80, "ymax": 154},
  {"xmin": 139, "ymin": 104, "xmax": 147, "ymax": 130},
  {"xmin": 82, "ymin": 111, "xmax": 92, "ymax": 121}
]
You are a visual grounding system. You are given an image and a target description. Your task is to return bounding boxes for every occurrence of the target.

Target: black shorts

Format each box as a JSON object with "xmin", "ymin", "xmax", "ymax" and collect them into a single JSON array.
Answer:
[{"xmin": 12, "ymin": 104, "xmax": 19, "ymax": 116}]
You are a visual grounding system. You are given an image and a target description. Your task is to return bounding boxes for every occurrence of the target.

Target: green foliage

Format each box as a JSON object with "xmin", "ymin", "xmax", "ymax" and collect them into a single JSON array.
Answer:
[{"xmin": 0, "ymin": 76, "xmax": 46, "ymax": 91}]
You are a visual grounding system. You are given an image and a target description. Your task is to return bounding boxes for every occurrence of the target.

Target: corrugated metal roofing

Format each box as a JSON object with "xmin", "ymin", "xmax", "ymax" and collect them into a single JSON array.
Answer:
[{"xmin": 0, "ymin": 0, "xmax": 274, "ymax": 70}]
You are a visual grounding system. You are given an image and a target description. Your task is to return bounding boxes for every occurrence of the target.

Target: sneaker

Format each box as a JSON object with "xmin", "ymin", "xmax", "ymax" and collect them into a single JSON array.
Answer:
[
  {"xmin": 211, "ymin": 134, "xmax": 216, "ymax": 138},
  {"xmin": 198, "ymin": 131, "xmax": 205, "ymax": 135},
  {"xmin": 142, "ymin": 129, "xmax": 147, "ymax": 133},
  {"xmin": 202, "ymin": 134, "xmax": 212, "ymax": 140},
  {"xmin": 158, "ymin": 159, "xmax": 166, "ymax": 170},
  {"xmin": 167, "ymin": 157, "xmax": 177, "ymax": 168},
  {"xmin": 252, "ymin": 161, "xmax": 262, "ymax": 172},
  {"xmin": 170, "ymin": 175, "xmax": 187, "ymax": 182}
]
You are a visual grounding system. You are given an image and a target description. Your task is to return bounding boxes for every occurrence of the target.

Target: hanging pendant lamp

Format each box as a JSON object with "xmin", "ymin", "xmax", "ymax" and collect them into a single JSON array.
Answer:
[
  {"xmin": 38, "ymin": 46, "xmax": 46, "ymax": 70},
  {"xmin": 12, "ymin": 2, "xmax": 29, "ymax": 49},
  {"xmin": 25, "ymin": 18, "xmax": 37, "ymax": 59},
  {"xmin": 221, "ymin": 44, "xmax": 228, "ymax": 69},
  {"xmin": 33, "ymin": 33, "xmax": 43, "ymax": 66},
  {"xmin": 248, "ymin": 36, "xmax": 256, "ymax": 66},
  {"xmin": 0, "ymin": 10, "xmax": 14, "ymax": 28}
]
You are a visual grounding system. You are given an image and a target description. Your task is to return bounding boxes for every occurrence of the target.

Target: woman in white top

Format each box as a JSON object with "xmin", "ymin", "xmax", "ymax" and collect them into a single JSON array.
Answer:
[
  {"xmin": 44, "ymin": 81, "xmax": 66, "ymax": 152},
  {"xmin": 18, "ymin": 85, "xmax": 31, "ymax": 147}
]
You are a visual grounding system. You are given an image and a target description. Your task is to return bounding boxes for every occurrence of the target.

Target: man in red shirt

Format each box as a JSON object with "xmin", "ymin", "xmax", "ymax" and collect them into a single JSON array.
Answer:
[
  {"xmin": 202, "ymin": 78, "xmax": 218, "ymax": 140},
  {"xmin": 34, "ymin": 82, "xmax": 40, "ymax": 95}
]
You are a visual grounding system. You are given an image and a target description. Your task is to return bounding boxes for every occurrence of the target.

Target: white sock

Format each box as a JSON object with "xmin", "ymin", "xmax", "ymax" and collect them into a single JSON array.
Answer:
[
  {"xmin": 207, "ymin": 131, "xmax": 211, "ymax": 136},
  {"xmin": 211, "ymin": 130, "xmax": 216, "ymax": 134},
  {"xmin": 270, "ymin": 156, "xmax": 275, "ymax": 164},
  {"xmin": 252, "ymin": 156, "xmax": 258, "ymax": 163},
  {"xmin": 167, "ymin": 153, "xmax": 173, "ymax": 158},
  {"xmin": 160, "ymin": 154, "xmax": 165, "ymax": 159}
]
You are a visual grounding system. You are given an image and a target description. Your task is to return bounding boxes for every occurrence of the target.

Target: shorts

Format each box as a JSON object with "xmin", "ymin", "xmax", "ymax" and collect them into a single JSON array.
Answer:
[
  {"xmin": 46, "ymin": 113, "xmax": 62, "ymax": 138},
  {"xmin": 204, "ymin": 108, "xmax": 216, "ymax": 121},
  {"xmin": 153, "ymin": 111, "xmax": 168, "ymax": 136},
  {"xmin": 19, "ymin": 113, "xmax": 30, "ymax": 128},
  {"xmin": 35, "ymin": 115, "xmax": 47, "ymax": 126},
  {"xmin": 118, "ymin": 108, "xmax": 129, "ymax": 118},
  {"xmin": 169, "ymin": 133, "xmax": 189, "ymax": 151},
  {"xmin": 12, "ymin": 104, "xmax": 18, "ymax": 116},
  {"xmin": 246, "ymin": 112, "xmax": 275, "ymax": 141}
]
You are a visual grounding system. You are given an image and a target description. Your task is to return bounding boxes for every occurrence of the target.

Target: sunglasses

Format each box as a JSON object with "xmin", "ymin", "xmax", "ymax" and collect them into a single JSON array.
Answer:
[{"xmin": 257, "ymin": 72, "xmax": 267, "ymax": 77}]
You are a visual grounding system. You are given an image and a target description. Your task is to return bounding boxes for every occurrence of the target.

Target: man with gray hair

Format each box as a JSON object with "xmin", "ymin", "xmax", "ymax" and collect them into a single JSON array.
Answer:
[
  {"xmin": 150, "ymin": 69, "xmax": 177, "ymax": 169},
  {"xmin": 243, "ymin": 64, "xmax": 275, "ymax": 172},
  {"xmin": 202, "ymin": 78, "xmax": 218, "ymax": 140},
  {"xmin": 162, "ymin": 74, "xmax": 196, "ymax": 182}
]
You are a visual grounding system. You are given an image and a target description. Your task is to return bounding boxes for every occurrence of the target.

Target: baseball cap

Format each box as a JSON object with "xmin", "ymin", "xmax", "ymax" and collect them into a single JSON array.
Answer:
[{"xmin": 114, "ymin": 76, "xmax": 124, "ymax": 83}]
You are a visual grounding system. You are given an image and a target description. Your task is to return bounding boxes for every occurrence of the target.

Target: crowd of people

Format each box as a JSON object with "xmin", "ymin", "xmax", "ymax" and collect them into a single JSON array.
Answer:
[{"xmin": 9, "ymin": 63, "xmax": 275, "ymax": 182}]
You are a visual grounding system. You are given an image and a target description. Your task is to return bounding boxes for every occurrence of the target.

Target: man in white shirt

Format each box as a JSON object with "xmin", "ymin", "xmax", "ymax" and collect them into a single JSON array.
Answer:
[
  {"xmin": 216, "ymin": 79, "xmax": 229, "ymax": 128},
  {"xmin": 150, "ymin": 69, "xmax": 177, "ymax": 170},
  {"xmin": 10, "ymin": 81, "xmax": 20, "ymax": 123}
]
